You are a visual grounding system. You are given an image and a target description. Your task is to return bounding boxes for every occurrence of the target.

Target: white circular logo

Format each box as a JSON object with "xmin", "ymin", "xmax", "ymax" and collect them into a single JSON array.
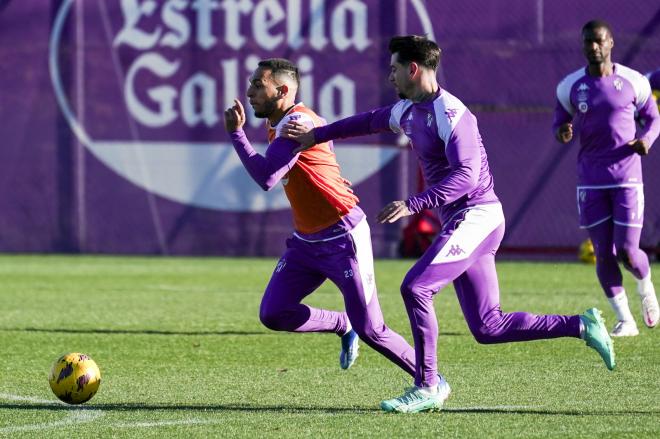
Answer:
[{"xmin": 49, "ymin": 0, "xmax": 435, "ymax": 212}]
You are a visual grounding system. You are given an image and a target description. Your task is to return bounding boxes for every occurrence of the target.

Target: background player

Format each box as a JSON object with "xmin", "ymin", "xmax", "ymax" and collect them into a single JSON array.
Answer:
[
  {"xmin": 647, "ymin": 68, "xmax": 660, "ymax": 110},
  {"xmin": 283, "ymin": 36, "xmax": 615, "ymax": 414},
  {"xmin": 553, "ymin": 20, "xmax": 660, "ymax": 337},
  {"xmin": 223, "ymin": 58, "xmax": 418, "ymax": 389}
]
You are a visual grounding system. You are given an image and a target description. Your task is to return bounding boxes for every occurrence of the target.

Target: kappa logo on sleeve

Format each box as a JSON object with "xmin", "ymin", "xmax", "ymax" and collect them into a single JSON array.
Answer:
[{"xmin": 445, "ymin": 108, "xmax": 458, "ymax": 123}]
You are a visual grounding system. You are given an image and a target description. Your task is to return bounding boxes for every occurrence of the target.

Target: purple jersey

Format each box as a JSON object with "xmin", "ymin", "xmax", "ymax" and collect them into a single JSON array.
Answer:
[
  {"xmin": 553, "ymin": 63, "xmax": 660, "ymax": 186},
  {"xmin": 647, "ymin": 69, "xmax": 660, "ymax": 111},
  {"xmin": 648, "ymin": 68, "xmax": 660, "ymax": 91},
  {"xmin": 313, "ymin": 89, "xmax": 498, "ymax": 223}
]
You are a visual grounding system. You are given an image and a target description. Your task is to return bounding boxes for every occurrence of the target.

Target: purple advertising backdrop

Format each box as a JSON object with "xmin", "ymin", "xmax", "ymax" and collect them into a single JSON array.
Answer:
[{"xmin": 0, "ymin": 0, "xmax": 659, "ymax": 257}]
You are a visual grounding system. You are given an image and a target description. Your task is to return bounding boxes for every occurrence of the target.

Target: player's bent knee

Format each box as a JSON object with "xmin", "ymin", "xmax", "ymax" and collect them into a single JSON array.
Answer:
[
  {"xmin": 469, "ymin": 310, "xmax": 504, "ymax": 344},
  {"xmin": 353, "ymin": 324, "xmax": 383, "ymax": 344},
  {"xmin": 470, "ymin": 325, "xmax": 500, "ymax": 344},
  {"xmin": 400, "ymin": 280, "xmax": 413, "ymax": 298},
  {"xmin": 400, "ymin": 280, "xmax": 427, "ymax": 301},
  {"xmin": 259, "ymin": 308, "xmax": 288, "ymax": 331}
]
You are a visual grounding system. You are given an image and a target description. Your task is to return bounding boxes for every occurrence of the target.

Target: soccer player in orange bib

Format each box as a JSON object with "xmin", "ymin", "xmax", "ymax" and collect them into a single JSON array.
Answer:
[{"xmin": 223, "ymin": 58, "xmax": 417, "ymax": 382}]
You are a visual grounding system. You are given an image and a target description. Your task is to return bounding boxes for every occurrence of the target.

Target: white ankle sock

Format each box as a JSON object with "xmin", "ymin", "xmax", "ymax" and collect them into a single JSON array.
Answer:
[
  {"xmin": 608, "ymin": 292, "xmax": 635, "ymax": 322},
  {"xmin": 637, "ymin": 273, "xmax": 653, "ymax": 297},
  {"xmin": 417, "ymin": 385, "xmax": 438, "ymax": 395},
  {"xmin": 341, "ymin": 319, "xmax": 352, "ymax": 336},
  {"xmin": 579, "ymin": 320, "xmax": 585, "ymax": 339}
]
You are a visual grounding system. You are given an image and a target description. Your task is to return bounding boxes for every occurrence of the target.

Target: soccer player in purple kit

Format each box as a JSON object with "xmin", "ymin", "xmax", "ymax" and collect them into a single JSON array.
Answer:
[
  {"xmin": 283, "ymin": 35, "xmax": 615, "ymax": 414},
  {"xmin": 553, "ymin": 20, "xmax": 660, "ymax": 337},
  {"xmin": 647, "ymin": 68, "xmax": 660, "ymax": 111},
  {"xmin": 222, "ymin": 58, "xmax": 418, "ymax": 386}
]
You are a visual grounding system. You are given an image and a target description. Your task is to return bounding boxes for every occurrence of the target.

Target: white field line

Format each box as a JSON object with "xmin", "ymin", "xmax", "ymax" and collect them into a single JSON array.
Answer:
[
  {"xmin": 0, "ymin": 392, "xmax": 63, "ymax": 405},
  {"xmin": 0, "ymin": 393, "xmax": 221, "ymax": 431},
  {"xmin": 0, "ymin": 392, "xmax": 104, "ymax": 434},
  {"xmin": 113, "ymin": 419, "xmax": 223, "ymax": 428},
  {"xmin": 0, "ymin": 393, "xmax": 543, "ymax": 432},
  {"xmin": 0, "ymin": 393, "xmax": 103, "ymax": 433},
  {"xmin": 0, "ymin": 410, "xmax": 103, "ymax": 434}
]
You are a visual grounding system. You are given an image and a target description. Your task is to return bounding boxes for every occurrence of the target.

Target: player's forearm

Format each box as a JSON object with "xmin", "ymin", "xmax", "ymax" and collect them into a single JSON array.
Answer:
[
  {"xmin": 552, "ymin": 107, "xmax": 573, "ymax": 140},
  {"xmin": 406, "ymin": 165, "xmax": 478, "ymax": 213},
  {"xmin": 229, "ymin": 130, "xmax": 288, "ymax": 191},
  {"xmin": 638, "ymin": 101, "xmax": 660, "ymax": 147},
  {"xmin": 314, "ymin": 107, "xmax": 392, "ymax": 143},
  {"xmin": 407, "ymin": 115, "xmax": 482, "ymax": 211}
]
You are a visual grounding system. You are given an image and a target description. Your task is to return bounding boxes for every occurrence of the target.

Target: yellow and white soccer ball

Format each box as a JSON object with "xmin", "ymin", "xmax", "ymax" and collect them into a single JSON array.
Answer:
[
  {"xmin": 48, "ymin": 353, "xmax": 101, "ymax": 404},
  {"xmin": 578, "ymin": 239, "xmax": 596, "ymax": 264}
]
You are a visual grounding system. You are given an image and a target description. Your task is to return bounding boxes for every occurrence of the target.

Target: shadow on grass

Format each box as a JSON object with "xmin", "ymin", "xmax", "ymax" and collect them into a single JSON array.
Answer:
[
  {"xmin": 1, "ymin": 327, "xmax": 468, "ymax": 337},
  {"xmin": 0, "ymin": 403, "xmax": 378, "ymax": 414},
  {"xmin": 1, "ymin": 402, "xmax": 658, "ymax": 416},
  {"xmin": 0, "ymin": 328, "xmax": 268, "ymax": 336},
  {"xmin": 443, "ymin": 407, "xmax": 660, "ymax": 416}
]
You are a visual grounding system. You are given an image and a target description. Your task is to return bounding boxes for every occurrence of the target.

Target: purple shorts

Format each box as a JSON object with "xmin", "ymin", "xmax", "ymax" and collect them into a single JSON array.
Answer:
[{"xmin": 577, "ymin": 185, "xmax": 644, "ymax": 229}]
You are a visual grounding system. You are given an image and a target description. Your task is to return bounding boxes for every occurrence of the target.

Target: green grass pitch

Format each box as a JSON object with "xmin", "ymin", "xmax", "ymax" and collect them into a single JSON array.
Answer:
[{"xmin": 0, "ymin": 255, "xmax": 658, "ymax": 438}]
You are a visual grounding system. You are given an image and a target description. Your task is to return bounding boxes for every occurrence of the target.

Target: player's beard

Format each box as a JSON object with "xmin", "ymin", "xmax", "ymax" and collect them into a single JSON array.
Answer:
[
  {"xmin": 394, "ymin": 81, "xmax": 410, "ymax": 100},
  {"xmin": 253, "ymin": 98, "xmax": 278, "ymax": 118}
]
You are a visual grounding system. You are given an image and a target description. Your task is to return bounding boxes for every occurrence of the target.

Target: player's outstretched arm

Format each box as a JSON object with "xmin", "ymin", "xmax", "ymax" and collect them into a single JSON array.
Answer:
[
  {"xmin": 283, "ymin": 105, "xmax": 397, "ymax": 153},
  {"xmin": 280, "ymin": 121, "xmax": 317, "ymax": 154}
]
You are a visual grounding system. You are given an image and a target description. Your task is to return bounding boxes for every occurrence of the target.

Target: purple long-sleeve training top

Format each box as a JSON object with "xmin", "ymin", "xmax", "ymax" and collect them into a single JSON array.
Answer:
[
  {"xmin": 312, "ymin": 89, "xmax": 499, "ymax": 223},
  {"xmin": 229, "ymin": 130, "xmax": 300, "ymax": 192},
  {"xmin": 553, "ymin": 63, "xmax": 660, "ymax": 186}
]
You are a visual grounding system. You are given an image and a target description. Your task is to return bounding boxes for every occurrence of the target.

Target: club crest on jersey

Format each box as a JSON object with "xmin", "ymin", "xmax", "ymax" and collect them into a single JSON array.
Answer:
[
  {"xmin": 426, "ymin": 113, "xmax": 433, "ymax": 127},
  {"xmin": 613, "ymin": 77, "xmax": 623, "ymax": 91},
  {"xmin": 578, "ymin": 102, "xmax": 589, "ymax": 113}
]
